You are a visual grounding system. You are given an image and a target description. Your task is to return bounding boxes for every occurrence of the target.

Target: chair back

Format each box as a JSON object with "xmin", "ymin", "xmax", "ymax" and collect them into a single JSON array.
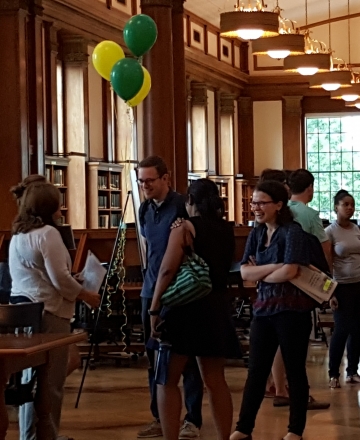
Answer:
[{"xmin": 0, "ymin": 302, "xmax": 44, "ymax": 334}]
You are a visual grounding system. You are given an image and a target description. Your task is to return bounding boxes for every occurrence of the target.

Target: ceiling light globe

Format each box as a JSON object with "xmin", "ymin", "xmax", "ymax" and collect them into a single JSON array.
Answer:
[
  {"xmin": 355, "ymin": 103, "xmax": 360, "ymax": 110},
  {"xmin": 236, "ymin": 29, "xmax": 264, "ymax": 40},
  {"xmin": 297, "ymin": 67, "xmax": 319, "ymax": 76},
  {"xmin": 322, "ymin": 83, "xmax": 341, "ymax": 91},
  {"xmin": 267, "ymin": 50, "xmax": 290, "ymax": 59},
  {"xmin": 342, "ymin": 94, "xmax": 360, "ymax": 102}
]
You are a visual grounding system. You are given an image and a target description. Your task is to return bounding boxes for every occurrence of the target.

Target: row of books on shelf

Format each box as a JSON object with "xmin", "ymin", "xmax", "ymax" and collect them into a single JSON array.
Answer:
[
  {"xmin": 98, "ymin": 193, "xmax": 121, "ymax": 208},
  {"xmin": 98, "ymin": 213, "xmax": 122, "ymax": 228},
  {"xmin": 98, "ymin": 174, "xmax": 120, "ymax": 190},
  {"xmin": 215, "ymin": 183, "xmax": 227, "ymax": 197},
  {"xmin": 60, "ymin": 192, "xmax": 66, "ymax": 208},
  {"xmin": 46, "ymin": 168, "xmax": 65, "ymax": 186}
]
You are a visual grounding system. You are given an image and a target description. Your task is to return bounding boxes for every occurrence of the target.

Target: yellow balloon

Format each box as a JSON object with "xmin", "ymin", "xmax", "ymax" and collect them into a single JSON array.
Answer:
[
  {"xmin": 127, "ymin": 67, "xmax": 151, "ymax": 107},
  {"xmin": 92, "ymin": 41, "xmax": 125, "ymax": 81}
]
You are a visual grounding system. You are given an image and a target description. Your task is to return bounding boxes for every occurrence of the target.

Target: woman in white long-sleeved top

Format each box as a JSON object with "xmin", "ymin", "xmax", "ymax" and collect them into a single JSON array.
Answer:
[{"xmin": 9, "ymin": 182, "xmax": 100, "ymax": 440}]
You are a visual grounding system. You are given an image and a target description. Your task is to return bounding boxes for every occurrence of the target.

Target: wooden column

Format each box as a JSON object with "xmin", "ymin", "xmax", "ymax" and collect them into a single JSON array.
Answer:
[
  {"xmin": 43, "ymin": 23, "xmax": 59, "ymax": 155},
  {"xmin": 0, "ymin": 0, "xmax": 39, "ymax": 229},
  {"xmin": 282, "ymin": 96, "xmax": 303, "ymax": 170},
  {"xmin": 61, "ymin": 35, "xmax": 89, "ymax": 228},
  {"xmin": 190, "ymin": 83, "xmax": 208, "ymax": 173},
  {"xmin": 27, "ymin": 6, "xmax": 45, "ymax": 174},
  {"xmin": 141, "ymin": 0, "xmax": 175, "ymax": 179},
  {"xmin": 172, "ymin": 0, "xmax": 187, "ymax": 193},
  {"xmin": 238, "ymin": 97, "xmax": 254, "ymax": 178}
]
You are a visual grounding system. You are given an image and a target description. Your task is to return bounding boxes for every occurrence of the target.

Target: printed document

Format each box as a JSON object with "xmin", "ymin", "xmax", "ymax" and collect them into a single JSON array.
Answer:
[
  {"xmin": 290, "ymin": 265, "xmax": 337, "ymax": 304},
  {"xmin": 79, "ymin": 251, "xmax": 107, "ymax": 306}
]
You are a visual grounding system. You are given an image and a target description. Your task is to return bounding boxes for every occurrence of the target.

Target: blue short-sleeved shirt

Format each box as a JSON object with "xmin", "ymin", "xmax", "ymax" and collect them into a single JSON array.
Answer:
[
  {"xmin": 241, "ymin": 222, "xmax": 315, "ymax": 316},
  {"xmin": 140, "ymin": 190, "xmax": 187, "ymax": 299}
]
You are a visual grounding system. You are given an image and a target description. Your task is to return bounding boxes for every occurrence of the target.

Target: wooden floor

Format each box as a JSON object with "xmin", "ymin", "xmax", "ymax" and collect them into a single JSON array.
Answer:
[{"xmin": 6, "ymin": 342, "xmax": 360, "ymax": 439}]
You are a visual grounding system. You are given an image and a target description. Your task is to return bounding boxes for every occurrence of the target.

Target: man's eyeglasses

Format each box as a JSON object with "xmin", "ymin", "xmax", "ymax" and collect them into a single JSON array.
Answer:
[
  {"xmin": 137, "ymin": 177, "xmax": 160, "ymax": 186},
  {"xmin": 250, "ymin": 201, "xmax": 275, "ymax": 209}
]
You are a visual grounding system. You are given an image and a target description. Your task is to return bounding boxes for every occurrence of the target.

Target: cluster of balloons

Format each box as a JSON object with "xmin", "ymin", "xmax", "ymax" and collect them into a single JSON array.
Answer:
[{"xmin": 92, "ymin": 14, "xmax": 157, "ymax": 107}]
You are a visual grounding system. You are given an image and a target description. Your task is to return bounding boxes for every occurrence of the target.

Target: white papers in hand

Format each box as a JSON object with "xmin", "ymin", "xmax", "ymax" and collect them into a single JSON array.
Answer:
[
  {"xmin": 290, "ymin": 265, "xmax": 338, "ymax": 304},
  {"xmin": 80, "ymin": 251, "xmax": 107, "ymax": 307}
]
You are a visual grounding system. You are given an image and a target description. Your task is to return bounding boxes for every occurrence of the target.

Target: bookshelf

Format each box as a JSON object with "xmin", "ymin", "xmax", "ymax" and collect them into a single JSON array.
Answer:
[
  {"xmin": 235, "ymin": 178, "xmax": 257, "ymax": 225},
  {"xmin": 87, "ymin": 162, "xmax": 124, "ymax": 229},
  {"xmin": 208, "ymin": 176, "xmax": 234, "ymax": 222},
  {"xmin": 45, "ymin": 156, "xmax": 69, "ymax": 225}
]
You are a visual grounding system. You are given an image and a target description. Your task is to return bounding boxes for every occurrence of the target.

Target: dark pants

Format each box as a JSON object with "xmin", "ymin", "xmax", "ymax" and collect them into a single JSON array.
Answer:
[
  {"xmin": 235, "ymin": 311, "xmax": 312, "ymax": 437},
  {"xmin": 141, "ymin": 297, "xmax": 203, "ymax": 427},
  {"xmin": 329, "ymin": 282, "xmax": 360, "ymax": 378}
]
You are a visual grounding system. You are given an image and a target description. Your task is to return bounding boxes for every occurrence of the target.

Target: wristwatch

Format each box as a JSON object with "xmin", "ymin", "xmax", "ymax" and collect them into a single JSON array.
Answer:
[{"xmin": 148, "ymin": 309, "xmax": 160, "ymax": 316}]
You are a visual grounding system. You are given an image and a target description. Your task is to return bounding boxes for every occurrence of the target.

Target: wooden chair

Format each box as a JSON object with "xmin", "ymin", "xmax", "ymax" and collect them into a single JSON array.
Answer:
[{"xmin": 0, "ymin": 302, "xmax": 44, "ymax": 405}]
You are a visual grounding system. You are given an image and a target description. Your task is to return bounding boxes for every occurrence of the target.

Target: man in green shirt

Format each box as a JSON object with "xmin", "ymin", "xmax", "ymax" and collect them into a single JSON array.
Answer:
[{"xmin": 288, "ymin": 169, "xmax": 331, "ymax": 267}]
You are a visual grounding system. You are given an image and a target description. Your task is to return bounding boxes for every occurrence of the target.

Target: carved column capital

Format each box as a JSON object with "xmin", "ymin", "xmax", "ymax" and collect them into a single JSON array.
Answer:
[
  {"xmin": 190, "ymin": 83, "xmax": 208, "ymax": 106},
  {"xmin": 282, "ymin": 96, "xmax": 303, "ymax": 115},
  {"xmin": 141, "ymin": 0, "xmax": 172, "ymax": 7},
  {"xmin": 220, "ymin": 93, "xmax": 236, "ymax": 114},
  {"xmin": 172, "ymin": 0, "xmax": 185, "ymax": 14},
  {"xmin": 60, "ymin": 35, "xmax": 89, "ymax": 64},
  {"xmin": 238, "ymin": 97, "xmax": 253, "ymax": 116},
  {"xmin": 0, "ymin": 0, "xmax": 42, "ymax": 14}
]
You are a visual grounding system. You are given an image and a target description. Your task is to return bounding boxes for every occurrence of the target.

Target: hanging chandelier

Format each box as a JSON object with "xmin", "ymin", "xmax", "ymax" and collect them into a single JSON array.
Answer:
[
  {"xmin": 330, "ymin": 83, "xmax": 360, "ymax": 102},
  {"xmin": 283, "ymin": 31, "xmax": 331, "ymax": 75},
  {"xmin": 220, "ymin": 0, "xmax": 279, "ymax": 40},
  {"xmin": 308, "ymin": 0, "xmax": 352, "ymax": 91},
  {"xmin": 252, "ymin": 34, "xmax": 305, "ymax": 59},
  {"xmin": 345, "ymin": 100, "xmax": 360, "ymax": 110},
  {"xmin": 309, "ymin": 70, "xmax": 352, "ymax": 91},
  {"xmin": 252, "ymin": 1, "xmax": 305, "ymax": 59}
]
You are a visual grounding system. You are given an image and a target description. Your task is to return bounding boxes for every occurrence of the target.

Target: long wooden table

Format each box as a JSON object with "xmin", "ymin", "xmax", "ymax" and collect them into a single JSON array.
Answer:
[{"xmin": 0, "ymin": 332, "xmax": 87, "ymax": 440}]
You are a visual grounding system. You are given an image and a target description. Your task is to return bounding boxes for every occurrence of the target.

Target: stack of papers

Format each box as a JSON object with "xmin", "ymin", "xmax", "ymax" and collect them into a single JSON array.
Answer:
[{"xmin": 290, "ymin": 265, "xmax": 337, "ymax": 304}]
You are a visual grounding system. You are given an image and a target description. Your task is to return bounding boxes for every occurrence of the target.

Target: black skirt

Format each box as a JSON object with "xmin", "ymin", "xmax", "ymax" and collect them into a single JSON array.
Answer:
[{"xmin": 161, "ymin": 290, "xmax": 242, "ymax": 359}]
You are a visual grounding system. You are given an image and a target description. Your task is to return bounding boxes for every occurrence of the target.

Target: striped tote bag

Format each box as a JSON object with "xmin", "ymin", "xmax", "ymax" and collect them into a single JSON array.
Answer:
[{"xmin": 161, "ymin": 253, "xmax": 212, "ymax": 307}]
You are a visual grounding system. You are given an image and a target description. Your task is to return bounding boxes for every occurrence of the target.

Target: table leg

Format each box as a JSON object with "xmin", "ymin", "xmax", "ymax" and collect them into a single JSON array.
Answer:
[
  {"xmin": 0, "ymin": 364, "xmax": 9, "ymax": 440},
  {"xmin": 34, "ymin": 363, "xmax": 57, "ymax": 440}
]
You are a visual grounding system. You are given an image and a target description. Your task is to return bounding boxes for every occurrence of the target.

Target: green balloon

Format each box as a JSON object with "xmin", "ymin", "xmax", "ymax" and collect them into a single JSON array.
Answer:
[
  {"xmin": 123, "ymin": 14, "xmax": 158, "ymax": 58},
  {"xmin": 110, "ymin": 58, "xmax": 144, "ymax": 101}
]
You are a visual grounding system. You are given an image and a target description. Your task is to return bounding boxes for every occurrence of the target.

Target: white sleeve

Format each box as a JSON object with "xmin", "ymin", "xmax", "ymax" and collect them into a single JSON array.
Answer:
[{"xmin": 39, "ymin": 228, "xmax": 83, "ymax": 301}]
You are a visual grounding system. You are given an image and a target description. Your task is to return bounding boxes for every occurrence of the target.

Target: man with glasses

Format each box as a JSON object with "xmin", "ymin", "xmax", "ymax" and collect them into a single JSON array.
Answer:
[{"xmin": 137, "ymin": 156, "xmax": 203, "ymax": 439}]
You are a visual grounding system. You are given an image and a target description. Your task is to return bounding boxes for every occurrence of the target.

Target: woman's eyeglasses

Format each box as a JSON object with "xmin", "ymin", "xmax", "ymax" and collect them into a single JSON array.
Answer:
[{"xmin": 250, "ymin": 201, "xmax": 275, "ymax": 209}]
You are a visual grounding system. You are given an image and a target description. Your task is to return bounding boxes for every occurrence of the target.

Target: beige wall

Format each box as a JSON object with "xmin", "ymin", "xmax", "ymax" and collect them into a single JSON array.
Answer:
[
  {"xmin": 253, "ymin": 101, "xmax": 283, "ymax": 176},
  {"xmin": 191, "ymin": 105, "xmax": 207, "ymax": 171}
]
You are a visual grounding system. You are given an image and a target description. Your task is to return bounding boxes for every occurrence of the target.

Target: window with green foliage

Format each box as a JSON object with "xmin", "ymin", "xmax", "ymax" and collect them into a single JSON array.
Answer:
[{"xmin": 306, "ymin": 115, "xmax": 360, "ymax": 220}]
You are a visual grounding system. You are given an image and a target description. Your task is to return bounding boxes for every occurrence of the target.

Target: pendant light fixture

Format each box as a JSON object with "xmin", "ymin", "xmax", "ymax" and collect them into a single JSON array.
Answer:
[
  {"xmin": 309, "ymin": 69, "xmax": 352, "ymax": 91},
  {"xmin": 330, "ymin": 1, "xmax": 358, "ymax": 101},
  {"xmin": 309, "ymin": 0, "xmax": 352, "ymax": 91},
  {"xmin": 252, "ymin": 1, "xmax": 305, "ymax": 59},
  {"xmin": 283, "ymin": 0, "xmax": 331, "ymax": 76},
  {"xmin": 220, "ymin": 0, "xmax": 279, "ymax": 40},
  {"xmin": 344, "ymin": 100, "xmax": 360, "ymax": 109}
]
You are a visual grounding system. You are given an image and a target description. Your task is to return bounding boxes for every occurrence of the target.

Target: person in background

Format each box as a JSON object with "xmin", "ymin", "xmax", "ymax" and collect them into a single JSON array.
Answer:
[
  {"xmin": 137, "ymin": 156, "xmax": 204, "ymax": 439},
  {"xmin": 231, "ymin": 180, "xmax": 314, "ymax": 440},
  {"xmin": 9, "ymin": 182, "xmax": 100, "ymax": 440},
  {"xmin": 10, "ymin": 174, "xmax": 47, "ymax": 206},
  {"xmin": 288, "ymin": 169, "xmax": 331, "ymax": 267},
  {"xmin": 326, "ymin": 190, "xmax": 360, "ymax": 388},
  {"xmin": 149, "ymin": 178, "xmax": 240, "ymax": 440}
]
